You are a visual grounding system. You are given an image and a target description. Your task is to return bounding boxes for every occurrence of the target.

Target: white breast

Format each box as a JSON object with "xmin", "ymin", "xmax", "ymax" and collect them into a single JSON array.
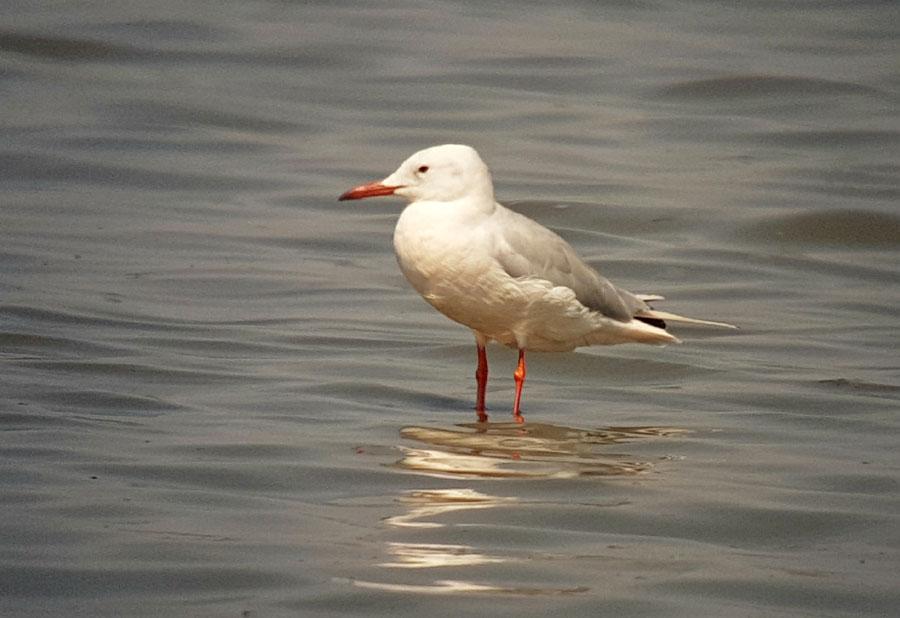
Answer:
[{"xmin": 392, "ymin": 200, "xmax": 624, "ymax": 351}]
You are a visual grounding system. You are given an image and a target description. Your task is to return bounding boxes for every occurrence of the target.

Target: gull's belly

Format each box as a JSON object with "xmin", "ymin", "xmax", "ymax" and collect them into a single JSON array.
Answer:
[
  {"xmin": 396, "ymin": 242, "xmax": 599, "ymax": 351},
  {"xmin": 399, "ymin": 247, "xmax": 526, "ymax": 340},
  {"xmin": 392, "ymin": 202, "xmax": 604, "ymax": 351}
]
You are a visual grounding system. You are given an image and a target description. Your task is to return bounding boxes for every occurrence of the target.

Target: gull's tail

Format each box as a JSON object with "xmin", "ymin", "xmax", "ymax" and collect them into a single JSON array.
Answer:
[
  {"xmin": 633, "ymin": 293, "xmax": 737, "ymax": 330},
  {"xmin": 635, "ymin": 308, "xmax": 737, "ymax": 330}
]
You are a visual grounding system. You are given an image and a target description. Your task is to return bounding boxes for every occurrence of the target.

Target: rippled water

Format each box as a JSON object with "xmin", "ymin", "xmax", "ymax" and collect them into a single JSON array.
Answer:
[{"xmin": 2, "ymin": 2, "xmax": 898, "ymax": 616}]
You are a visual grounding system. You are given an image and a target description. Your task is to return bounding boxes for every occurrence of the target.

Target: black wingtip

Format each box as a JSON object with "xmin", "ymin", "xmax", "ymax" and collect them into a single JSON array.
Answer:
[{"xmin": 635, "ymin": 316, "xmax": 666, "ymax": 329}]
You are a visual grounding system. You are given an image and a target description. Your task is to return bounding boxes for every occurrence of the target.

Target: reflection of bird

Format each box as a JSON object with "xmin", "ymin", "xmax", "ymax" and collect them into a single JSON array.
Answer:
[{"xmin": 340, "ymin": 144, "xmax": 735, "ymax": 423}]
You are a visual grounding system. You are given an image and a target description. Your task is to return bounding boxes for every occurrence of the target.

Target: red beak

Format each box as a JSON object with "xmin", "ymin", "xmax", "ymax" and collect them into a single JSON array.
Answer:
[{"xmin": 338, "ymin": 181, "xmax": 403, "ymax": 201}]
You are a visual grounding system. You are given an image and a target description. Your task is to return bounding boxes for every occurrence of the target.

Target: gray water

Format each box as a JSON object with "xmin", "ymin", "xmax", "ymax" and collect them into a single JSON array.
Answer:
[{"xmin": 1, "ymin": 2, "xmax": 898, "ymax": 616}]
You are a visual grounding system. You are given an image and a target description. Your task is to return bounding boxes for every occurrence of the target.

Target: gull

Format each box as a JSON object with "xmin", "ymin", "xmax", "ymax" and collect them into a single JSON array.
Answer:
[{"xmin": 339, "ymin": 144, "xmax": 735, "ymax": 423}]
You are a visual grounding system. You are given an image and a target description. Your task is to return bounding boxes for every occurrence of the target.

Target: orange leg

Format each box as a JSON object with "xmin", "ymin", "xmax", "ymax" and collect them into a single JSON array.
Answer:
[
  {"xmin": 512, "ymin": 349, "xmax": 526, "ymax": 424},
  {"xmin": 475, "ymin": 342, "xmax": 488, "ymax": 422}
]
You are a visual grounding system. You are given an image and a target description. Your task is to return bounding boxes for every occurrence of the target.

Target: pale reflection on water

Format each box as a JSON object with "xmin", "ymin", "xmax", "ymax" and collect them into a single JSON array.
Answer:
[
  {"xmin": 349, "ymin": 578, "xmax": 589, "ymax": 596},
  {"xmin": 380, "ymin": 542, "xmax": 506, "ymax": 569},
  {"xmin": 356, "ymin": 423, "xmax": 685, "ymax": 596},
  {"xmin": 385, "ymin": 488, "xmax": 517, "ymax": 529},
  {"xmin": 395, "ymin": 422, "xmax": 686, "ymax": 479}
]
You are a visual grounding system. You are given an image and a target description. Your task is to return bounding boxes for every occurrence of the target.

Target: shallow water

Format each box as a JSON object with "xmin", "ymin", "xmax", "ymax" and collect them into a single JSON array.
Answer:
[{"xmin": 1, "ymin": 1, "xmax": 898, "ymax": 616}]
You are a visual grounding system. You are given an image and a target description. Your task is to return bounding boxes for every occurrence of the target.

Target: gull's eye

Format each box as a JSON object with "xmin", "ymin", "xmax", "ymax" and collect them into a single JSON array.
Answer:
[{"xmin": 417, "ymin": 165, "xmax": 429, "ymax": 174}]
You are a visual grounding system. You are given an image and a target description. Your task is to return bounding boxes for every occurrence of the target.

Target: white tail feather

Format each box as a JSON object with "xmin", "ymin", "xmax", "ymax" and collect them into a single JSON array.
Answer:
[
  {"xmin": 635, "ymin": 293, "xmax": 665, "ymax": 302},
  {"xmin": 636, "ymin": 309, "xmax": 737, "ymax": 329}
]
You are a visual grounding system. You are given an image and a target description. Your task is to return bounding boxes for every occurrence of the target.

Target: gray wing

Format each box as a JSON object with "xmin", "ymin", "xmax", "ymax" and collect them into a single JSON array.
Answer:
[{"xmin": 492, "ymin": 204, "xmax": 648, "ymax": 322}]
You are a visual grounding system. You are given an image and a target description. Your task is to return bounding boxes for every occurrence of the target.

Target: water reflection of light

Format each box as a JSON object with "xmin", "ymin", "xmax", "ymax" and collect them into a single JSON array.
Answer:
[
  {"xmin": 349, "ymin": 578, "xmax": 589, "ymax": 596},
  {"xmin": 386, "ymin": 488, "xmax": 516, "ymax": 529},
  {"xmin": 358, "ymin": 423, "xmax": 687, "ymax": 598},
  {"xmin": 394, "ymin": 422, "xmax": 681, "ymax": 479},
  {"xmin": 362, "ymin": 485, "xmax": 593, "ymax": 597},
  {"xmin": 380, "ymin": 542, "xmax": 506, "ymax": 568},
  {"xmin": 349, "ymin": 578, "xmax": 515, "ymax": 594},
  {"xmin": 396, "ymin": 447, "xmax": 581, "ymax": 479}
]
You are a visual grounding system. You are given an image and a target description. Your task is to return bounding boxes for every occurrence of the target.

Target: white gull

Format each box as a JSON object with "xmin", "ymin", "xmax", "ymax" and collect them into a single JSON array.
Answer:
[{"xmin": 340, "ymin": 144, "xmax": 735, "ymax": 423}]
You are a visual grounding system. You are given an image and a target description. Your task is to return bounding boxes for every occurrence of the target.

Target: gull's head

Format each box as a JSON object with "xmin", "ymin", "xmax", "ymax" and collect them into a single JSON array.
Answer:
[{"xmin": 339, "ymin": 144, "xmax": 494, "ymax": 205}]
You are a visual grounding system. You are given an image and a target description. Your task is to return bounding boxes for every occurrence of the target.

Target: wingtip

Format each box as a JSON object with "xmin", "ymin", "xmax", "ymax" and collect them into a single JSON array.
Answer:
[
  {"xmin": 635, "ymin": 293, "xmax": 666, "ymax": 302},
  {"xmin": 637, "ymin": 309, "xmax": 737, "ymax": 330}
]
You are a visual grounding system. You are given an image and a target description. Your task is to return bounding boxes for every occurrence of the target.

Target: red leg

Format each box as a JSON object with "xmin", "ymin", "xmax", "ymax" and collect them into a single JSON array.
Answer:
[
  {"xmin": 475, "ymin": 342, "xmax": 488, "ymax": 422},
  {"xmin": 512, "ymin": 349, "xmax": 526, "ymax": 424}
]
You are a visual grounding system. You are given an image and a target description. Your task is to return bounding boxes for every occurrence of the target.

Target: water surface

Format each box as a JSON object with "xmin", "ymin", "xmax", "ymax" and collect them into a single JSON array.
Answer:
[{"xmin": 1, "ymin": 1, "xmax": 898, "ymax": 616}]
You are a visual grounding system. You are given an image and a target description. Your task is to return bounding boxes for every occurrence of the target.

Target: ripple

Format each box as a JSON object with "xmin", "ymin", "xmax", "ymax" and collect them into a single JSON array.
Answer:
[
  {"xmin": 97, "ymin": 19, "xmax": 227, "ymax": 43},
  {"xmin": 0, "ymin": 410, "xmax": 92, "ymax": 430},
  {"xmin": 744, "ymin": 129, "xmax": 899, "ymax": 149},
  {"xmin": 0, "ymin": 565, "xmax": 296, "ymax": 598},
  {"xmin": 817, "ymin": 378, "xmax": 900, "ymax": 395},
  {"xmin": 106, "ymin": 100, "xmax": 308, "ymax": 134},
  {"xmin": 657, "ymin": 75, "xmax": 880, "ymax": 99},
  {"xmin": 34, "ymin": 390, "xmax": 179, "ymax": 413},
  {"xmin": 655, "ymin": 577, "xmax": 898, "ymax": 616},
  {"xmin": 51, "ymin": 135, "xmax": 273, "ymax": 155},
  {"xmin": 0, "ymin": 331, "xmax": 121, "ymax": 358},
  {"xmin": 0, "ymin": 304, "xmax": 196, "ymax": 333},
  {"xmin": 0, "ymin": 30, "xmax": 141, "ymax": 62},
  {"xmin": 801, "ymin": 473, "xmax": 898, "ymax": 495},
  {"xmin": 303, "ymin": 382, "xmax": 467, "ymax": 411},
  {"xmin": 0, "ymin": 152, "xmax": 283, "ymax": 192},
  {"xmin": 736, "ymin": 209, "xmax": 900, "ymax": 246},
  {"xmin": 14, "ymin": 360, "xmax": 258, "ymax": 385},
  {"xmin": 0, "ymin": 28, "xmax": 353, "ymax": 70}
]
